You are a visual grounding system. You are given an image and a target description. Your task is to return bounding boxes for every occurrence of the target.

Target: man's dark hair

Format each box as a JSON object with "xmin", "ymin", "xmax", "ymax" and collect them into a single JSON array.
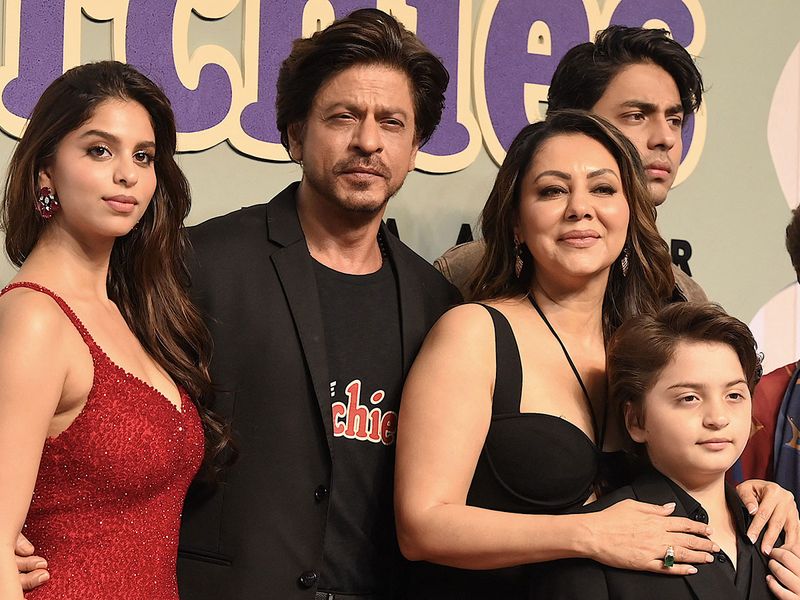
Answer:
[
  {"xmin": 786, "ymin": 208, "xmax": 800, "ymax": 283},
  {"xmin": 276, "ymin": 8, "xmax": 449, "ymax": 158},
  {"xmin": 547, "ymin": 25, "xmax": 704, "ymax": 116}
]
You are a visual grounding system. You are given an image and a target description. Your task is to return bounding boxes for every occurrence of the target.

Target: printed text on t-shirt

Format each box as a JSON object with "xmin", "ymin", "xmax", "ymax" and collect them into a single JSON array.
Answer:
[{"xmin": 331, "ymin": 379, "xmax": 397, "ymax": 445}]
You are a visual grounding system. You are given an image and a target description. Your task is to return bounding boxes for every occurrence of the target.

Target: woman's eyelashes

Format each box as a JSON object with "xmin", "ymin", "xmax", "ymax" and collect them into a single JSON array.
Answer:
[
  {"xmin": 133, "ymin": 150, "xmax": 155, "ymax": 165},
  {"xmin": 86, "ymin": 145, "xmax": 155, "ymax": 165},
  {"xmin": 592, "ymin": 183, "xmax": 617, "ymax": 195},
  {"xmin": 87, "ymin": 144, "xmax": 111, "ymax": 159},
  {"xmin": 539, "ymin": 185, "xmax": 567, "ymax": 198},
  {"xmin": 537, "ymin": 183, "xmax": 618, "ymax": 198}
]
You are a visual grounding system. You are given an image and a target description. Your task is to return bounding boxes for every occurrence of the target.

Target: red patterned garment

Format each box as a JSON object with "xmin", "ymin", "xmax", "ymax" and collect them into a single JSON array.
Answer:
[
  {"xmin": 1, "ymin": 282, "xmax": 204, "ymax": 600},
  {"xmin": 728, "ymin": 361, "xmax": 798, "ymax": 483}
]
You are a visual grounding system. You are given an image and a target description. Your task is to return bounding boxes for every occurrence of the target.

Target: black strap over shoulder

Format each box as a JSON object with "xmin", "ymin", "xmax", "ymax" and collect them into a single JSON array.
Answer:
[{"xmin": 474, "ymin": 303, "xmax": 523, "ymax": 416}]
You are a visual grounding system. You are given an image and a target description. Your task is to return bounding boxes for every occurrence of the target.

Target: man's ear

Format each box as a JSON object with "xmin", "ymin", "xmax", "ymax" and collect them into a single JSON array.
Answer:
[
  {"xmin": 624, "ymin": 402, "xmax": 647, "ymax": 443},
  {"xmin": 287, "ymin": 122, "xmax": 304, "ymax": 163},
  {"xmin": 407, "ymin": 142, "xmax": 419, "ymax": 173}
]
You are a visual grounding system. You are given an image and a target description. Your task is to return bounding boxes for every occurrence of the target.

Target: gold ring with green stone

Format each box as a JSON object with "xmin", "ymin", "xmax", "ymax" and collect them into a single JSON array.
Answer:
[{"xmin": 663, "ymin": 546, "xmax": 675, "ymax": 568}]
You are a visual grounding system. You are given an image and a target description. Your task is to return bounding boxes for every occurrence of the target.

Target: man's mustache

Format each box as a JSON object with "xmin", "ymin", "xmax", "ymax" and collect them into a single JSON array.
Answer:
[{"xmin": 333, "ymin": 158, "xmax": 390, "ymax": 179}]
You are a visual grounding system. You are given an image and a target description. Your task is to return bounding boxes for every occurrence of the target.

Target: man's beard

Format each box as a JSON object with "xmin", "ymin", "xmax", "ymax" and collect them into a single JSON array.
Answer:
[{"xmin": 304, "ymin": 157, "xmax": 405, "ymax": 215}]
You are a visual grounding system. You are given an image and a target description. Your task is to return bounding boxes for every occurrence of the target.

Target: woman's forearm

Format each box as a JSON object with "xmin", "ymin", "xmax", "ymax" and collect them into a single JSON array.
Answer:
[
  {"xmin": 398, "ymin": 503, "xmax": 592, "ymax": 569},
  {"xmin": 398, "ymin": 497, "xmax": 717, "ymax": 574}
]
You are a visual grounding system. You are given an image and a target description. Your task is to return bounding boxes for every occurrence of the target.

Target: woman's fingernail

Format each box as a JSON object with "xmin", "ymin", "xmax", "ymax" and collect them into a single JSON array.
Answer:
[
  {"xmin": 34, "ymin": 560, "xmax": 47, "ymax": 569},
  {"xmin": 37, "ymin": 572, "xmax": 49, "ymax": 583},
  {"xmin": 748, "ymin": 533, "xmax": 757, "ymax": 544},
  {"xmin": 663, "ymin": 502, "xmax": 676, "ymax": 511},
  {"xmin": 747, "ymin": 503, "xmax": 758, "ymax": 515},
  {"xmin": 688, "ymin": 566, "xmax": 697, "ymax": 574}
]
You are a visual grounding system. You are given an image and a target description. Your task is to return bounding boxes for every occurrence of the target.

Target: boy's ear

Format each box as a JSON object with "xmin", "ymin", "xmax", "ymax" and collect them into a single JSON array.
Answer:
[{"xmin": 624, "ymin": 402, "xmax": 647, "ymax": 444}]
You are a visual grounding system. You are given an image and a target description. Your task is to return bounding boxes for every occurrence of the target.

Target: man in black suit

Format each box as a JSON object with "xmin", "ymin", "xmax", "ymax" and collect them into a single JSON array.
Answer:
[{"xmin": 175, "ymin": 9, "xmax": 459, "ymax": 600}]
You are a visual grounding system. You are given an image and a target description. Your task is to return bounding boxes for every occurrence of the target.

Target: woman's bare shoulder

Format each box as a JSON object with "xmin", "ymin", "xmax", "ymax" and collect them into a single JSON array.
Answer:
[
  {"xmin": 423, "ymin": 297, "xmax": 530, "ymax": 359},
  {"xmin": 438, "ymin": 297, "xmax": 526, "ymax": 325},
  {"xmin": 429, "ymin": 302, "xmax": 497, "ymax": 340},
  {"xmin": 0, "ymin": 286, "xmax": 71, "ymax": 344}
]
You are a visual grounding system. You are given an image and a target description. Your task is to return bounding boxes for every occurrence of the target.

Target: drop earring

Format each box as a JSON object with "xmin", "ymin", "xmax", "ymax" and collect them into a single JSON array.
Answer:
[
  {"xmin": 621, "ymin": 245, "xmax": 630, "ymax": 277},
  {"xmin": 35, "ymin": 186, "xmax": 60, "ymax": 219},
  {"xmin": 514, "ymin": 236, "xmax": 524, "ymax": 278}
]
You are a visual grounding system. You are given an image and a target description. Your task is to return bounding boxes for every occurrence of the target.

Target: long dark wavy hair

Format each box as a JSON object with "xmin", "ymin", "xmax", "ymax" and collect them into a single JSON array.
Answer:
[
  {"xmin": 469, "ymin": 110, "xmax": 675, "ymax": 340},
  {"xmin": 1, "ymin": 61, "xmax": 231, "ymax": 473}
]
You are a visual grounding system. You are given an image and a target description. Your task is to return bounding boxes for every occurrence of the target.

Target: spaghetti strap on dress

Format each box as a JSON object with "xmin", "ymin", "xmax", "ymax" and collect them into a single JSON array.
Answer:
[{"xmin": 1, "ymin": 282, "xmax": 204, "ymax": 600}]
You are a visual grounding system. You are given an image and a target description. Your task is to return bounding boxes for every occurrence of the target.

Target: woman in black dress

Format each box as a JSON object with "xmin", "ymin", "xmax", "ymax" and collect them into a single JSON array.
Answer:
[{"xmin": 395, "ymin": 110, "xmax": 797, "ymax": 598}]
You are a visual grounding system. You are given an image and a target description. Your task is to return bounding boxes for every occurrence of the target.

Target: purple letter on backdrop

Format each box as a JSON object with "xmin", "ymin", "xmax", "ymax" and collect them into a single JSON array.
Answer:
[
  {"xmin": 2, "ymin": 0, "xmax": 66, "ymax": 118},
  {"xmin": 410, "ymin": 1, "xmax": 467, "ymax": 157},
  {"xmin": 610, "ymin": 0, "xmax": 698, "ymax": 160},
  {"xmin": 483, "ymin": 0, "xmax": 589, "ymax": 151},
  {"xmin": 126, "ymin": 0, "xmax": 232, "ymax": 133},
  {"xmin": 239, "ymin": 0, "xmax": 371, "ymax": 146},
  {"xmin": 238, "ymin": 0, "xmax": 306, "ymax": 146}
]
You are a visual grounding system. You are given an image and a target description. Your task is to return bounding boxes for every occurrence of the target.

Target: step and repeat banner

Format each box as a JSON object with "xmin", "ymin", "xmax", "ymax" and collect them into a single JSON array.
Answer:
[{"xmin": 0, "ymin": 0, "xmax": 798, "ymax": 372}]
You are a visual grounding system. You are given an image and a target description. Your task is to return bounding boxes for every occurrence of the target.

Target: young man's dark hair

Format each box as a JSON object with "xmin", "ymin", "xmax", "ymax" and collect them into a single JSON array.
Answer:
[
  {"xmin": 276, "ymin": 8, "xmax": 449, "ymax": 156},
  {"xmin": 547, "ymin": 25, "xmax": 704, "ymax": 116}
]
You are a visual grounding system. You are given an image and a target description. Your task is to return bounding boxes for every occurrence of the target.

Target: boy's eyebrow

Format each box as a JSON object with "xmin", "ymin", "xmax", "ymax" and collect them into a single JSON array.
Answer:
[
  {"xmin": 665, "ymin": 382, "xmax": 703, "ymax": 390},
  {"xmin": 725, "ymin": 378, "xmax": 749, "ymax": 388},
  {"xmin": 666, "ymin": 378, "xmax": 749, "ymax": 390}
]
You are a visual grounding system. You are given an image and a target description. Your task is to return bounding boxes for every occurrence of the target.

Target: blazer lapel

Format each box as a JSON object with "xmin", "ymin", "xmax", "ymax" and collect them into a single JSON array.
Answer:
[
  {"xmin": 631, "ymin": 471, "xmax": 740, "ymax": 600},
  {"xmin": 382, "ymin": 224, "xmax": 425, "ymax": 376},
  {"xmin": 267, "ymin": 185, "xmax": 334, "ymax": 455}
]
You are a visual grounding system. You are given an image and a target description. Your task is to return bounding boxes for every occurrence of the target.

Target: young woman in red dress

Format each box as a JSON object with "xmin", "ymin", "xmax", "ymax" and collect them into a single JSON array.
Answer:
[{"xmin": 0, "ymin": 61, "xmax": 227, "ymax": 600}]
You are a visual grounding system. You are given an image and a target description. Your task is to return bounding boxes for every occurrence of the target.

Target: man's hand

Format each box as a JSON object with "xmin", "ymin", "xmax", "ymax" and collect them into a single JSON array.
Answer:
[{"xmin": 15, "ymin": 533, "xmax": 49, "ymax": 591}]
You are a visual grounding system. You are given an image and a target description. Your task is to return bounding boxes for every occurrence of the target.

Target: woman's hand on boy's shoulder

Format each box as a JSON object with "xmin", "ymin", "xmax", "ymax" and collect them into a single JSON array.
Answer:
[
  {"xmin": 584, "ymin": 499, "xmax": 716, "ymax": 576},
  {"xmin": 736, "ymin": 479, "xmax": 799, "ymax": 553},
  {"xmin": 767, "ymin": 545, "xmax": 800, "ymax": 599}
]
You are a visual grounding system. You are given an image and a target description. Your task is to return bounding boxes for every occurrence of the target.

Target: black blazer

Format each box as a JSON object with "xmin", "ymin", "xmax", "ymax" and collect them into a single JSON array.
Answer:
[
  {"xmin": 533, "ymin": 469, "xmax": 775, "ymax": 600},
  {"xmin": 176, "ymin": 183, "xmax": 460, "ymax": 600}
]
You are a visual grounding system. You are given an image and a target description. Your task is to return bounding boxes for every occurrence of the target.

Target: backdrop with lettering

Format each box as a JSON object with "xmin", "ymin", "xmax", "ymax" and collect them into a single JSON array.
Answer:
[{"xmin": 0, "ymin": 0, "xmax": 797, "ymax": 372}]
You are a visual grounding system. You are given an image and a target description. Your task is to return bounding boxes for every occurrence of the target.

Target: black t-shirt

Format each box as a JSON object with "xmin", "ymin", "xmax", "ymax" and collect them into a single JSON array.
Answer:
[{"xmin": 313, "ymin": 257, "xmax": 404, "ymax": 596}]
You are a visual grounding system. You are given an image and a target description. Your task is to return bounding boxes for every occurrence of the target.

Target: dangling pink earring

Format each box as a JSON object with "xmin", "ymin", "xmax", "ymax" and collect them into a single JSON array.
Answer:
[{"xmin": 35, "ymin": 186, "xmax": 60, "ymax": 219}]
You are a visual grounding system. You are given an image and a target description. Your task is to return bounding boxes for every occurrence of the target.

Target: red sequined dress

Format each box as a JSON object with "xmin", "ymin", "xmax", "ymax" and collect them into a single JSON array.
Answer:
[{"xmin": 1, "ymin": 282, "xmax": 205, "ymax": 600}]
